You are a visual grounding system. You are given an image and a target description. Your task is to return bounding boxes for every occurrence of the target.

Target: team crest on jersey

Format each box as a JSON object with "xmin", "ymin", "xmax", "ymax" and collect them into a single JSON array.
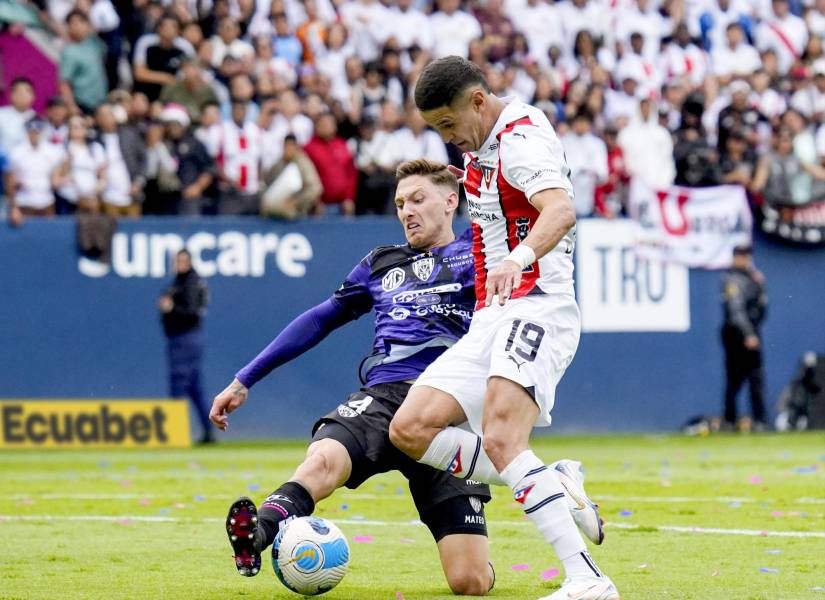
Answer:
[
  {"xmin": 514, "ymin": 482, "xmax": 536, "ymax": 504},
  {"xmin": 469, "ymin": 496, "xmax": 482, "ymax": 513},
  {"xmin": 480, "ymin": 165, "xmax": 496, "ymax": 188},
  {"xmin": 448, "ymin": 448, "xmax": 463, "ymax": 475},
  {"xmin": 412, "ymin": 257, "xmax": 435, "ymax": 282},
  {"xmin": 382, "ymin": 267, "xmax": 405, "ymax": 291}
]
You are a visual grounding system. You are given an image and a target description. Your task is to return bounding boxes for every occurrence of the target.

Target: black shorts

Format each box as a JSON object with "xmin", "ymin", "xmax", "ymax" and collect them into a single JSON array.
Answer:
[{"xmin": 311, "ymin": 382, "xmax": 491, "ymax": 541}]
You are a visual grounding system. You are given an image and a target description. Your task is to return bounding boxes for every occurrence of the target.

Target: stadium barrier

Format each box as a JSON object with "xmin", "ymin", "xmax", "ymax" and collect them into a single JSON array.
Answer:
[{"xmin": 1, "ymin": 217, "xmax": 823, "ymax": 437}]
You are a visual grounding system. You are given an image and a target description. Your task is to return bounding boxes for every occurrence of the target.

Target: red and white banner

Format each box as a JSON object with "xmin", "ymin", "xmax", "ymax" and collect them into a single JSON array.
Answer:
[{"xmin": 628, "ymin": 180, "xmax": 753, "ymax": 269}]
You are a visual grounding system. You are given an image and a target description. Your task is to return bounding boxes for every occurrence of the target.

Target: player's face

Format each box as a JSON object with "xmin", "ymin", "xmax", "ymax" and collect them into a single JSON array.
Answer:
[
  {"xmin": 420, "ymin": 89, "xmax": 487, "ymax": 153},
  {"xmin": 395, "ymin": 176, "xmax": 457, "ymax": 249}
]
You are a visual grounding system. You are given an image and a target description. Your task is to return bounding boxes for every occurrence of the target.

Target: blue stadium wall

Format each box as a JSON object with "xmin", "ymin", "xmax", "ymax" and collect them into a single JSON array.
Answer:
[{"xmin": 1, "ymin": 217, "xmax": 823, "ymax": 437}]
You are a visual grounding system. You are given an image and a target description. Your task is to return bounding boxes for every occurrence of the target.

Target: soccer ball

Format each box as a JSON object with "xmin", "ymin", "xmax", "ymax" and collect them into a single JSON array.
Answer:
[{"xmin": 272, "ymin": 516, "xmax": 350, "ymax": 595}]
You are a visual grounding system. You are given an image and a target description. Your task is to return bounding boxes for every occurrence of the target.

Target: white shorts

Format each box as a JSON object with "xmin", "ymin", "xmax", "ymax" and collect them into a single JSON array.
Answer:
[{"xmin": 412, "ymin": 293, "xmax": 581, "ymax": 435}]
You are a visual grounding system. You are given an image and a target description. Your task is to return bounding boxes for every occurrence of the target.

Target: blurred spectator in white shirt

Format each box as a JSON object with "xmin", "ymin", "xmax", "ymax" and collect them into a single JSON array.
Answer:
[
  {"xmin": 755, "ymin": 0, "xmax": 808, "ymax": 75},
  {"xmin": 712, "ymin": 22, "xmax": 762, "ymax": 83},
  {"xmin": 658, "ymin": 22, "xmax": 709, "ymax": 88},
  {"xmin": 95, "ymin": 103, "xmax": 147, "ymax": 217},
  {"xmin": 217, "ymin": 100, "xmax": 263, "ymax": 215},
  {"xmin": 387, "ymin": 0, "xmax": 433, "ymax": 52},
  {"xmin": 210, "ymin": 17, "xmax": 255, "ymax": 72},
  {"xmin": 562, "ymin": 110, "xmax": 608, "ymax": 216},
  {"xmin": 339, "ymin": 0, "xmax": 389, "ymax": 62},
  {"xmin": 6, "ymin": 118, "xmax": 66, "ymax": 226},
  {"xmin": 615, "ymin": 0, "xmax": 670, "ymax": 63},
  {"xmin": 509, "ymin": 0, "xmax": 564, "ymax": 65},
  {"xmin": 0, "ymin": 78, "xmax": 35, "ymax": 155},
  {"xmin": 429, "ymin": 0, "xmax": 482, "ymax": 58},
  {"xmin": 618, "ymin": 98, "xmax": 676, "ymax": 189},
  {"xmin": 698, "ymin": 0, "xmax": 754, "ymax": 52},
  {"xmin": 558, "ymin": 0, "xmax": 608, "ymax": 55},
  {"xmin": 43, "ymin": 96, "xmax": 70, "ymax": 146},
  {"xmin": 790, "ymin": 59, "xmax": 825, "ymax": 122},
  {"xmin": 392, "ymin": 105, "xmax": 449, "ymax": 164},
  {"xmin": 56, "ymin": 115, "xmax": 107, "ymax": 215}
]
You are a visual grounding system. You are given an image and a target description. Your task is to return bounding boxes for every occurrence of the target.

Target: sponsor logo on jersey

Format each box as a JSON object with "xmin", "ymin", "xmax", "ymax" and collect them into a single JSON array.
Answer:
[
  {"xmin": 336, "ymin": 404, "xmax": 359, "ymax": 418},
  {"xmin": 414, "ymin": 293, "xmax": 441, "ymax": 307},
  {"xmin": 388, "ymin": 306, "xmax": 410, "ymax": 321},
  {"xmin": 382, "ymin": 267, "xmax": 406, "ymax": 291},
  {"xmin": 464, "ymin": 514, "xmax": 486, "ymax": 525},
  {"xmin": 447, "ymin": 448, "xmax": 463, "ymax": 475},
  {"xmin": 469, "ymin": 496, "xmax": 482, "ymax": 513},
  {"xmin": 514, "ymin": 482, "xmax": 536, "ymax": 504},
  {"xmin": 392, "ymin": 284, "xmax": 461, "ymax": 304},
  {"xmin": 412, "ymin": 257, "xmax": 435, "ymax": 282}
]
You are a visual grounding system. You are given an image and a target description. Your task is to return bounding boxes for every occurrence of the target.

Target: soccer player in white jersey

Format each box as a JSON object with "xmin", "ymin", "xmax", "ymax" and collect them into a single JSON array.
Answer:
[{"xmin": 389, "ymin": 56, "xmax": 619, "ymax": 600}]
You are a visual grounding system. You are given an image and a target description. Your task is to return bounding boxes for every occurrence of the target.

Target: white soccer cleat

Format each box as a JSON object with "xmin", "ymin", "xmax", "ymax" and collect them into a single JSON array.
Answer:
[
  {"xmin": 551, "ymin": 459, "xmax": 605, "ymax": 545},
  {"xmin": 539, "ymin": 576, "xmax": 620, "ymax": 600}
]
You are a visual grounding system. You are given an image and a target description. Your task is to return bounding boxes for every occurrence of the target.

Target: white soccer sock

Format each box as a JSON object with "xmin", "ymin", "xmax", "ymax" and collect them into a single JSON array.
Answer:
[
  {"xmin": 419, "ymin": 426, "xmax": 505, "ymax": 485},
  {"xmin": 501, "ymin": 450, "xmax": 601, "ymax": 580}
]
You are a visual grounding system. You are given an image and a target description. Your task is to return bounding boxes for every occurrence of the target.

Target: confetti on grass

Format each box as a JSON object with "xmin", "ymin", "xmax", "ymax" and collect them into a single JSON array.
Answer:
[
  {"xmin": 541, "ymin": 568, "xmax": 560, "ymax": 580},
  {"xmin": 759, "ymin": 568, "xmax": 779, "ymax": 574},
  {"xmin": 194, "ymin": 495, "xmax": 206, "ymax": 502},
  {"xmin": 794, "ymin": 465, "xmax": 818, "ymax": 474},
  {"xmin": 399, "ymin": 538, "xmax": 415, "ymax": 544},
  {"xmin": 511, "ymin": 564, "xmax": 530, "ymax": 571},
  {"xmin": 765, "ymin": 550, "xmax": 782, "ymax": 554},
  {"xmin": 353, "ymin": 536, "xmax": 373, "ymax": 543},
  {"xmin": 247, "ymin": 483, "xmax": 260, "ymax": 492},
  {"xmin": 396, "ymin": 592, "xmax": 406, "ymax": 600},
  {"xmin": 619, "ymin": 510, "xmax": 633, "ymax": 517},
  {"xmin": 139, "ymin": 498, "xmax": 151, "ymax": 506},
  {"xmin": 749, "ymin": 476, "xmax": 763, "ymax": 484}
]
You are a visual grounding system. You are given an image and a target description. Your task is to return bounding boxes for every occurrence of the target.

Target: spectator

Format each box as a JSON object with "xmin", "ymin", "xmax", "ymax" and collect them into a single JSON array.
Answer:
[
  {"xmin": 353, "ymin": 112, "xmax": 400, "ymax": 215},
  {"xmin": 472, "ymin": 0, "xmax": 514, "ymax": 64},
  {"xmin": 146, "ymin": 104, "xmax": 214, "ymax": 215},
  {"xmin": 194, "ymin": 101, "xmax": 223, "ymax": 158},
  {"xmin": 159, "ymin": 56, "xmax": 219, "ymax": 125},
  {"xmin": 509, "ymin": 0, "xmax": 563, "ymax": 66},
  {"xmin": 55, "ymin": 115, "xmax": 107, "ymax": 214},
  {"xmin": 699, "ymin": 0, "xmax": 753, "ymax": 52},
  {"xmin": 750, "ymin": 127, "xmax": 825, "ymax": 205},
  {"xmin": 210, "ymin": 18, "xmax": 255, "ymax": 74},
  {"xmin": 217, "ymin": 100, "xmax": 262, "ymax": 215},
  {"xmin": 561, "ymin": 110, "xmax": 608, "ymax": 216},
  {"xmin": 272, "ymin": 12, "xmax": 303, "ymax": 68},
  {"xmin": 789, "ymin": 58, "xmax": 825, "ymax": 121},
  {"xmin": 618, "ymin": 98, "xmax": 676, "ymax": 189},
  {"xmin": 387, "ymin": 0, "xmax": 433, "ymax": 53},
  {"xmin": 260, "ymin": 134, "xmax": 323, "ymax": 219},
  {"xmin": 755, "ymin": 0, "xmax": 808, "ymax": 75},
  {"xmin": 159, "ymin": 249, "xmax": 212, "ymax": 444},
  {"xmin": 43, "ymin": 96, "xmax": 70, "ymax": 145},
  {"xmin": 712, "ymin": 22, "xmax": 763, "ymax": 83},
  {"xmin": 719, "ymin": 129, "xmax": 755, "ymax": 186},
  {"xmin": 717, "ymin": 80, "xmax": 769, "ymax": 152},
  {"xmin": 659, "ymin": 22, "xmax": 709, "ymax": 88},
  {"xmin": 594, "ymin": 124, "xmax": 630, "ymax": 218},
  {"xmin": 615, "ymin": 0, "xmax": 670, "ymax": 63},
  {"xmin": 304, "ymin": 112, "xmax": 357, "ymax": 216},
  {"xmin": 339, "ymin": 0, "xmax": 389, "ymax": 63},
  {"xmin": 673, "ymin": 122, "xmax": 721, "ymax": 187},
  {"xmin": 5, "ymin": 118, "xmax": 65, "ymax": 226},
  {"xmin": 393, "ymin": 105, "xmax": 449, "ymax": 165},
  {"xmin": 133, "ymin": 15, "xmax": 193, "ymax": 102},
  {"xmin": 60, "ymin": 10, "xmax": 108, "ymax": 115},
  {"xmin": 270, "ymin": 90, "xmax": 314, "ymax": 146},
  {"xmin": 429, "ymin": 0, "xmax": 482, "ymax": 59},
  {"xmin": 0, "ymin": 78, "xmax": 35, "ymax": 154},
  {"xmin": 95, "ymin": 103, "xmax": 147, "ymax": 217}
]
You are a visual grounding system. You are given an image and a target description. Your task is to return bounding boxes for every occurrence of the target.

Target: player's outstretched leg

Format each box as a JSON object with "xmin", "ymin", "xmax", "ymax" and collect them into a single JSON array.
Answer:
[{"xmin": 226, "ymin": 497, "xmax": 261, "ymax": 576}]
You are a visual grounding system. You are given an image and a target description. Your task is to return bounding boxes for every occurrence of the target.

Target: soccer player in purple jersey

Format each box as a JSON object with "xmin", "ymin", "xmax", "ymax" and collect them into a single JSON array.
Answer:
[{"xmin": 210, "ymin": 160, "xmax": 496, "ymax": 594}]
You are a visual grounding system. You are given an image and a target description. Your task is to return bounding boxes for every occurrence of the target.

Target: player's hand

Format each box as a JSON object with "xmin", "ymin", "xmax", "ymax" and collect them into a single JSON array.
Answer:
[
  {"xmin": 9, "ymin": 206, "xmax": 23, "ymax": 228},
  {"xmin": 210, "ymin": 378, "xmax": 248, "ymax": 431},
  {"xmin": 744, "ymin": 335, "xmax": 760, "ymax": 350},
  {"xmin": 486, "ymin": 260, "xmax": 522, "ymax": 306}
]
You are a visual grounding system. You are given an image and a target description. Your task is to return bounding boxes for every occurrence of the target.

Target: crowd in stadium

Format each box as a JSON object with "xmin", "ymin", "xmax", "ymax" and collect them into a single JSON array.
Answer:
[{"xmin": 1, "ymin": 0, "xmax": 825, "ymax": 222}]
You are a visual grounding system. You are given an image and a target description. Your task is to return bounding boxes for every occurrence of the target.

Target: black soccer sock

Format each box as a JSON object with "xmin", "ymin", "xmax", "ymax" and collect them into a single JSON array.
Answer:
[{"xmin": 254, "ymin": 481, "xmax": 315, "ymax": 552}]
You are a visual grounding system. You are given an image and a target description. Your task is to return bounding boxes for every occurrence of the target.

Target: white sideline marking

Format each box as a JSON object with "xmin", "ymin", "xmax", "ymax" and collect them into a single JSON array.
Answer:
[{"xmin": 1, "ymin": 515, "xmax": 824, "ymax": 538}]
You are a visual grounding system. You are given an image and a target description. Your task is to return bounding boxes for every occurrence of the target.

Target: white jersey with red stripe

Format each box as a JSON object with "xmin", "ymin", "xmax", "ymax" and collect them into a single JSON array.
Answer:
[
  {"xmin": 463, "ymin": 97, "xmax": 576, "ymax": 309},
  {"xmin": 218, "ymin": 119, "xmax": 262, "ymax": 194}
]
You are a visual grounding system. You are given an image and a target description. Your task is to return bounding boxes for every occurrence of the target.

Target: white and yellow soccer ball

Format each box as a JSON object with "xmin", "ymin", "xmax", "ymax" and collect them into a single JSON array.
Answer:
[{"xmin": 272, "ymin": 516, "xmax": 350, "ymax": 596}]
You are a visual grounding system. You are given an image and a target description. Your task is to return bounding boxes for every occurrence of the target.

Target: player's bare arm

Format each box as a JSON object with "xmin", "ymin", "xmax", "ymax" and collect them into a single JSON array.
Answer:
[
  {"xmin": 210, "ymin": 377, "xmax": 249, "ymax": 431},
  {"xmin": 488, "ymin": 188, "xmax": 576, "ymax": 306}
]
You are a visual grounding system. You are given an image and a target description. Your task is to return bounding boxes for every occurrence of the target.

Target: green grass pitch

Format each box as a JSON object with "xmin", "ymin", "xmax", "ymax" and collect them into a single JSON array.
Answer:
[{"xmin": 1, "ymin": 433, "xmax": 823, "ymax": 599}]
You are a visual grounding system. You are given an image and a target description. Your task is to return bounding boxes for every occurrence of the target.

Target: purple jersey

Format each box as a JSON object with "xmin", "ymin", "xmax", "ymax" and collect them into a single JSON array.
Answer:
[{"xmin": 336, "ymin": 228, "xmax": 475, "ymax": 386}]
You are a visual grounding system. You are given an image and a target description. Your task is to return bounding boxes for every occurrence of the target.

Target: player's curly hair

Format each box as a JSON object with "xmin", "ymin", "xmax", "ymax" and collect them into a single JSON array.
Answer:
[
  {"xmin": 414, "ymin": 56, "xmax": 490, "ymax": 111},
  {"xmin": 395, "ymin": 159, "xmax": 458, "ymax": 193}
]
